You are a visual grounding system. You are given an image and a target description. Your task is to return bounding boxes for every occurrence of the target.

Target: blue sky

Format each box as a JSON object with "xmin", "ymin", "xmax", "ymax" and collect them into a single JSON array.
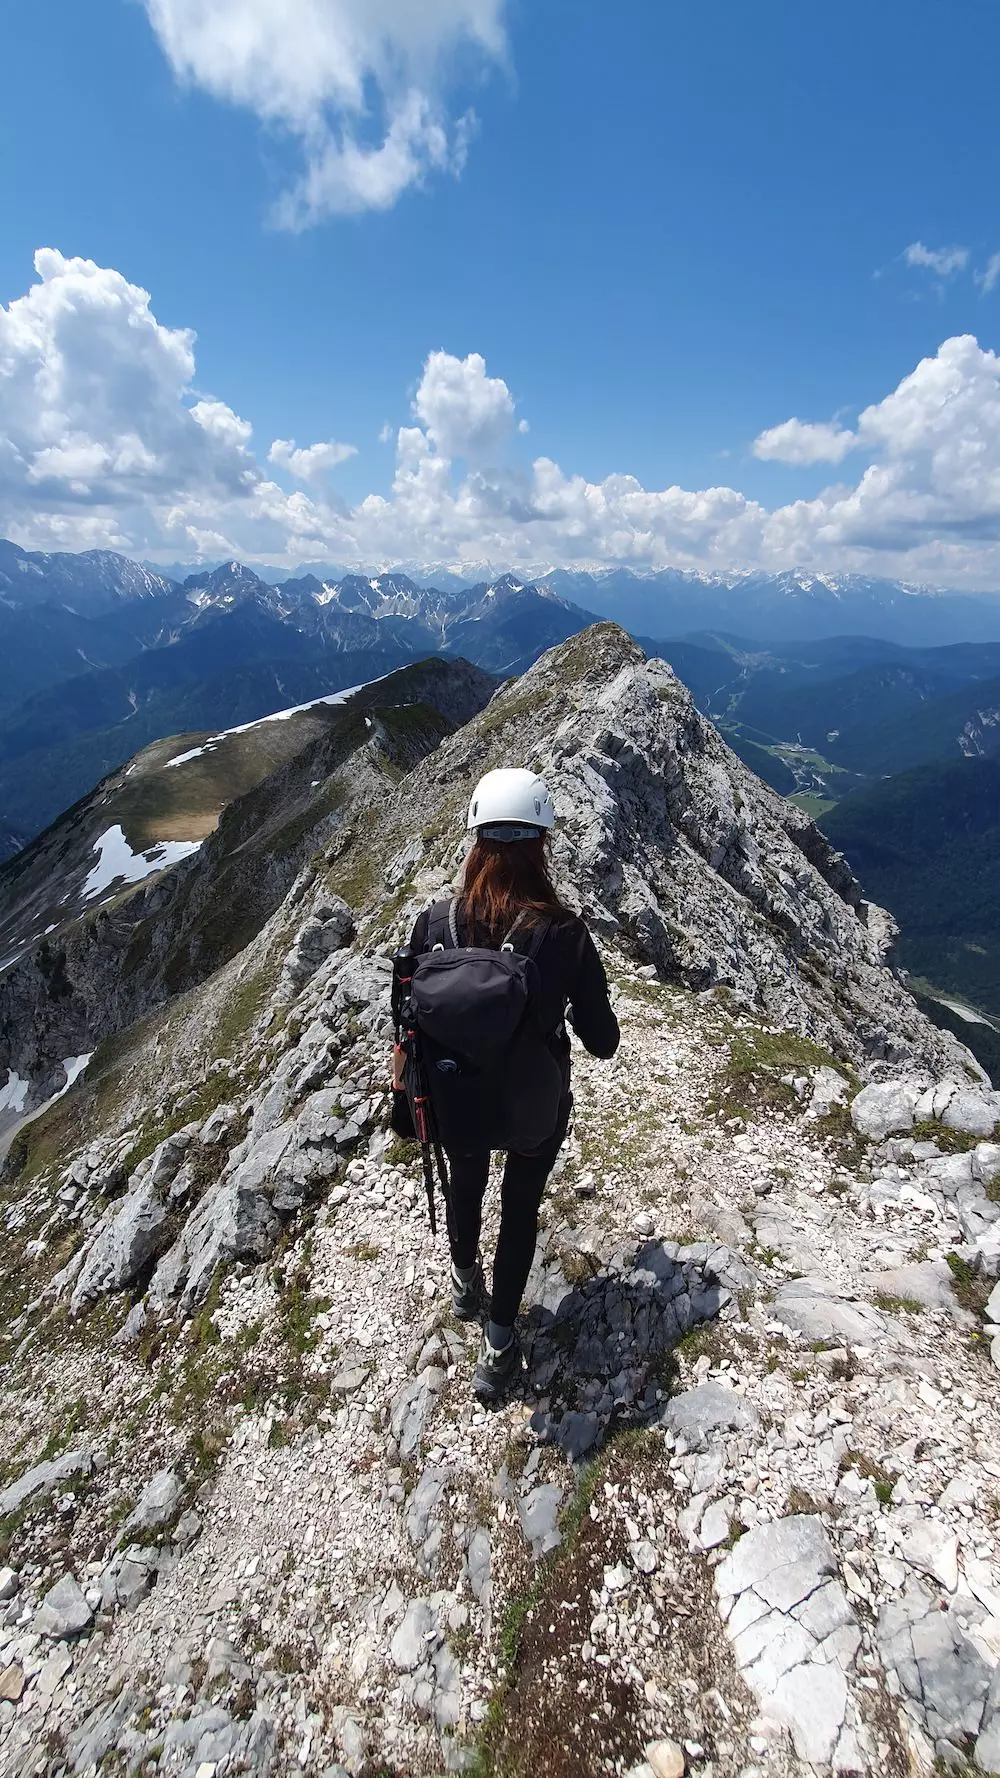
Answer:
[{"xmin": 3, "ymin": 0, "xmax": 1000, "ymax": 583}]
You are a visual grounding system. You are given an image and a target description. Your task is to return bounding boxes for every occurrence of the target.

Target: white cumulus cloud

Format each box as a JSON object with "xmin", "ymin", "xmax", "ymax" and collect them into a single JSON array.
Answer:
[
  {"xmin": 411, "ymin": 349, "xmax": 518, "ymax": 461},
  {"xmin": 269, "ymin": 437, "xmax": 357, "ymax": 480},
  {"xmin": 10, "ymin": 251, "xmax": 1000, "ymax": 587},
  {"xmin": 0, "ymin": 249, "xmax": 339, "ymax": 561},
  {"xmin": 903, "ymin": 241, "xmax": 970, "ymax": 278},
  {"xmin": 141, "ymin": 0, "xmax": 508, "ymax": 223},
  {"xmin": 753, "ymin": 417, "xmax": 858, "ymax": 466},
  {"xmin": 0, "ymin": 249, "xmax": 260, "ymax": 554}
]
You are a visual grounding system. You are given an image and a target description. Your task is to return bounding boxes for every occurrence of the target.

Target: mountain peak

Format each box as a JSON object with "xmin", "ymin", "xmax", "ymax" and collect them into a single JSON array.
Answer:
[{"xmin": 183, "ymin": 560, "xmax": 267, "ymax": 596}]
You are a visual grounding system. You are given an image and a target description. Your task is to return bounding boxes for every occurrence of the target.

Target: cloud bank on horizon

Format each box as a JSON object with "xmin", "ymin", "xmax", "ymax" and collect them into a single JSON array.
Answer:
[
  {"xmin": 141, "ymin": 0, "xmax": 509, "ymax": 225},
  {"xmin": 5, "ymin": 249, "xmax": 1000, "ymax": 588}
]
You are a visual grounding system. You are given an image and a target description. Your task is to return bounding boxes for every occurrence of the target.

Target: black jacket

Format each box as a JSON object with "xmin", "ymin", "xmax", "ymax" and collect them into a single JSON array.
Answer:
[{"xmin": 408, "ymin": 901, "xmax": 620, "ymax": 1061}]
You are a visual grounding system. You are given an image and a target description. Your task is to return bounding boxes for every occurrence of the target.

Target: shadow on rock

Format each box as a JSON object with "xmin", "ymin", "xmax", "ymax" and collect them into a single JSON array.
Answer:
[{"xmin": 515, "ymin": 1236, "xmax": 751, "ymax": 1462}]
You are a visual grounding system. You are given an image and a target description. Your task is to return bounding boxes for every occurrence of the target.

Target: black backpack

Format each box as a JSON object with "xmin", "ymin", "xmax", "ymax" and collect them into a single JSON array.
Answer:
[{"xmin": 406, "ymin": 897, "xmax": 565, "ymax": 1154}]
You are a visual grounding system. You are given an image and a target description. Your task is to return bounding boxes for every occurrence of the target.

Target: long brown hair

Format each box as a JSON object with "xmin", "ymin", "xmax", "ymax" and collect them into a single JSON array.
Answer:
[{"xmin": 462, "ymin": 834, "xmax": 571, "ymax": 939}]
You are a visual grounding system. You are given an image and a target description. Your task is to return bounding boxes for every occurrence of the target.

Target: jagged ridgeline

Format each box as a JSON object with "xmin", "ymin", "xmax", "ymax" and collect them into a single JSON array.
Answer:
[{"xmin": 2, "ymin": 624, "xmax": 998, "ymax": 1778}]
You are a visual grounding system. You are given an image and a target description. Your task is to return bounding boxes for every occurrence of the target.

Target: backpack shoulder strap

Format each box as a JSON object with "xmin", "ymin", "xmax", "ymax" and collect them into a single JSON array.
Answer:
[
  {"xmin": 426, "ymin": 897, "xmax": 461, "ymax": 951},
  {"xmin": 524, "ymin": 915, "xmax": 551, "ymax": 962},
  {"xmin": 501, "ymin": 911, "xmax": 550, "ymax": 961}
]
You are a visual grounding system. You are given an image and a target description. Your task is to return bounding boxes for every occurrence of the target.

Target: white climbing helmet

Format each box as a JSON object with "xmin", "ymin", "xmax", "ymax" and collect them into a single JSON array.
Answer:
[{"xmin": 467, "ymin": 768, "xmax": 555, "ymax": 837}]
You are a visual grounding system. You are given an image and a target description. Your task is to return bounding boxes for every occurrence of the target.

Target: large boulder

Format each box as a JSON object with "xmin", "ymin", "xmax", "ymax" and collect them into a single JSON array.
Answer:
[
  {"xmin": 974, "ymin": 1144, "xmax": 1000, "ymax": 1187},
  {"xmin": 34, "ymin": 1573, "xmax": 93, "ymax": 1638},
  {"xmin": 662, "ymin": 1382, "xmax": 761, "ymax": 1449},
  {"xmin": 124, "ymin": 1470, "xmax": 183, "ymax": 1536},
  {"xmin": 147, "ymin": 1132, "xmax": 193, "ymax": 1192},
  {"xmin": 281, "ymin": 897, "xmax": 354, "ymax": 989},
  {"xmin": 70, "ymin": 1171, "xmax": 168, "ymax": 1314},
  {"xmin": 0, "ymin": 1448, "xmax": 93, "ymax": 1516},
  {"xmin": 942, "ymin": 1090, "xmax": 999, "ymax": 1139},
  {"xmin": 850, "ymin": 1081, "xmax": 919, "ymax": 1141},
  {"xmin": 772, "ymin": 1279, "xmax": 887, "ymax": 1345}
]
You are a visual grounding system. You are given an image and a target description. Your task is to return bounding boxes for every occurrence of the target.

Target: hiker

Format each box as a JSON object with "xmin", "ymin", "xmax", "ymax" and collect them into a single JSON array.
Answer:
[{"xmin": 401, "ymin": 768, "xmax": 620, "ymax": 1401}]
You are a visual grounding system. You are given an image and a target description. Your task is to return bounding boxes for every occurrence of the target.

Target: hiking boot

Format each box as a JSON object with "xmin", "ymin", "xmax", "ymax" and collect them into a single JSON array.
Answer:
[
  {"xmin": 473, "ymin": 1328, "xmax": 522, "ymax": 1402},
  {"xmin": 451, "ymin": 1260, "xmax": 486, "ymax": 1322}
]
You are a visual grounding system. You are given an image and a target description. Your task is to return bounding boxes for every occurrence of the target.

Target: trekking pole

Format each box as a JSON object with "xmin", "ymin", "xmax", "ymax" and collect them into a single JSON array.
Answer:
[
  {"xmin": 391, "ymin": 947, "xmax": 452, "ymax": 1240},
  {"xmin": 409, "ymin": 1046, "xmax": 439, "ymax": 1237},
  {"xmin": 397, "ymin": 991, "xmax": 439, "ymax": 1237},
  {"xmin": 432, "ymin": 1135, "xmax": 456, "ymax": 1253},
  {"xmin": 391, "ymin": 947, "xmax": 416, "ymax": 1034}
]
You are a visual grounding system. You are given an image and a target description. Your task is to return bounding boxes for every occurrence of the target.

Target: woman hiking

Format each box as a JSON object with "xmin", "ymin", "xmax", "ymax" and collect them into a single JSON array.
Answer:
[{"xmin": 405, "ymin": 768, "xmax": 620, "ymax": 1402}]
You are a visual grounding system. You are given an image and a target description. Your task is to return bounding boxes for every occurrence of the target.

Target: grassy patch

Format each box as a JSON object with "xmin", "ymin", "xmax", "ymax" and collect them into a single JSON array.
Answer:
[
  {"xmin": 556, "ymin": 1246, "xmax": 598, "ymax": 1289},
  {"xmin": 813, "ymin": 1099, "xmax": 865, "ymax": 1166},
  {"xmin": 871, "ymin": 1292, "xmax": 924, "ymax": 1316},
  {"xmin": 946, "ymin": 1252, "xmax": 992, "ymax": 1314},
  {"xmin": 209, "ymin": 959, "xmax": 279, "ymax": 1060},
  {"xmin": 324, "ymin": 824, "xmax": 382, "ymax": 910},
  {"xmin": 38, "ymin": 1395, "xmax": 90, "ymax": 1461},
  {"xmin": 477, "ymin": 685, "xmax": 557, "ymax": 739},
  {"xmin": 705, "ymin": 1026, "xmax": 851, "ymax": 1123},
  {"xmin": 911, "ymin": 1119, "xmax": 981, "ymax": 1156},
  {"xmin": 615, "ymin": 975, "xmax": 670, "ymax": 1007},
  {"xmin": 472, "ymin": 1421, "xmax": 677, "ymax": 1778},
  {"xmin": 159, "ymin": 1250, "xmax": 333, "ymax": 1476},
  {"xmin": 274, "ymin": 1249, "xmax": 331, "ymax": 1363}
]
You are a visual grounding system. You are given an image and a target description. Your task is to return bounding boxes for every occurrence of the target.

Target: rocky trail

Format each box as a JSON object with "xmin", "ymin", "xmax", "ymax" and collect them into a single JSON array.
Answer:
[{"xmin": 2, "ymin": 626, "xmax": 1000, "ymax": 1778}]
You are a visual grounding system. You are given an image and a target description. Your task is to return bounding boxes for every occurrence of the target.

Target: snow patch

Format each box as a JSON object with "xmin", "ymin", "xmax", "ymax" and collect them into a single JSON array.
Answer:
[
  {"xmin": 163, "ymin": 675, "xmax": 391, "ymax": 771},
  {"xmin": 165, "ymin": 743, "xmax": 212, "ymax": 769},
  {"xmin": 58, "ymin": 1054, "xmax": 92, "ymax": 1096},
  {"xmin": 0, "ymin": 1070, "xmax": 29, "ymax": 1115},
  {"xmin": 82, "ymin": 826, "xmax": 201, "ymax": 901}
]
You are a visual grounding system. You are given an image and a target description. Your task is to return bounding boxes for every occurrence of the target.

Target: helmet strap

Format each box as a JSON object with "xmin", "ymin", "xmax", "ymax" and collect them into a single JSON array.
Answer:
[{"xmin": 477, "ymin": 823, "xmax": 543, "ymax": 843}]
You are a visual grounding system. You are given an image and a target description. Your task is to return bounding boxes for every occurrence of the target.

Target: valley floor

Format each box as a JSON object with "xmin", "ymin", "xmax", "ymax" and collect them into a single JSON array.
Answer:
[{"xmin": 2, "ymin": 956, "xmax": 1000, "ymax": 1777}]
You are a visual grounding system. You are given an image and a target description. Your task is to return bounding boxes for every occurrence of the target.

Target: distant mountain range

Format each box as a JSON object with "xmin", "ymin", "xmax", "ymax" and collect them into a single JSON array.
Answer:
[
  {"xmin": 5, "ymin": 541, "xmax": 1000, "ymax": 1057},
  {"xmin": 4, "ymin": 538, "xmax": 1000, "ymax": 837},
  {"xmin": 537, "ymin": 567, "xmax": 1000, "ymax": 647},
  {"xmin": 0, "ymin": 544, "xmax": 592, "ymax": 837}
]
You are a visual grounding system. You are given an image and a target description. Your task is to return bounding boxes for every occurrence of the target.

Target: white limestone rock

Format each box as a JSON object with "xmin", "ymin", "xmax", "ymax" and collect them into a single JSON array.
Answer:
[
  {"xmin": 0, "ymin": 1448, "xmax": 93, "ymax": 1516},
  {"xmin": 124, "ymin": 1469, "xmax": 183, "ymax": 1536},
  {"xmin": 850, "ymin": 1081, "xmax": 919, "ymax": 1140},
  {"xmin": 34, "ymin": 1573, "xmax": 93, "ymax": 1639},
  {"xmin": 943, "ymin": 1090, "xmax": 999, "ymax": 1138}
]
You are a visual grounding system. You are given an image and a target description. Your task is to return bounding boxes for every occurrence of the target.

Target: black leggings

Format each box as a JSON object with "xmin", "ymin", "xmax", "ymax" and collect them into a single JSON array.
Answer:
[{"xmin": 445, "ymin": 1097, "xmax": 571, "ymax": 1327}]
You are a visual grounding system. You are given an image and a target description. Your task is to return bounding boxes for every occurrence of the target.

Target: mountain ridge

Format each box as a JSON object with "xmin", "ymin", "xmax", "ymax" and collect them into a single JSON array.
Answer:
[
  {"xmin": 2, "ymin": 621, "xmax": 999, "ymax": 1777},
  {"xmin": 0, "ymin": 657, "xmax": 497, "ymax": 1120}
]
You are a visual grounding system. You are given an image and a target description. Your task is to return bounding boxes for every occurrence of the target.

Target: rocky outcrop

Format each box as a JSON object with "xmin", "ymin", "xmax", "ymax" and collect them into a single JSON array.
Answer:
[
  {"xmin": 277, "ymin": 894, "xmax": 353, "ymax": 991},
  {"xmin": 323, "ymin": 624, "xmax": 978, "ymax": 1077},
  {"xmin": 0, "ymin": 1450, "xmax": 94, "ymax": 1517},
  {"xmin": 716, "ymin": 1514, "xmax": 868, "ymax": 1770}
]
